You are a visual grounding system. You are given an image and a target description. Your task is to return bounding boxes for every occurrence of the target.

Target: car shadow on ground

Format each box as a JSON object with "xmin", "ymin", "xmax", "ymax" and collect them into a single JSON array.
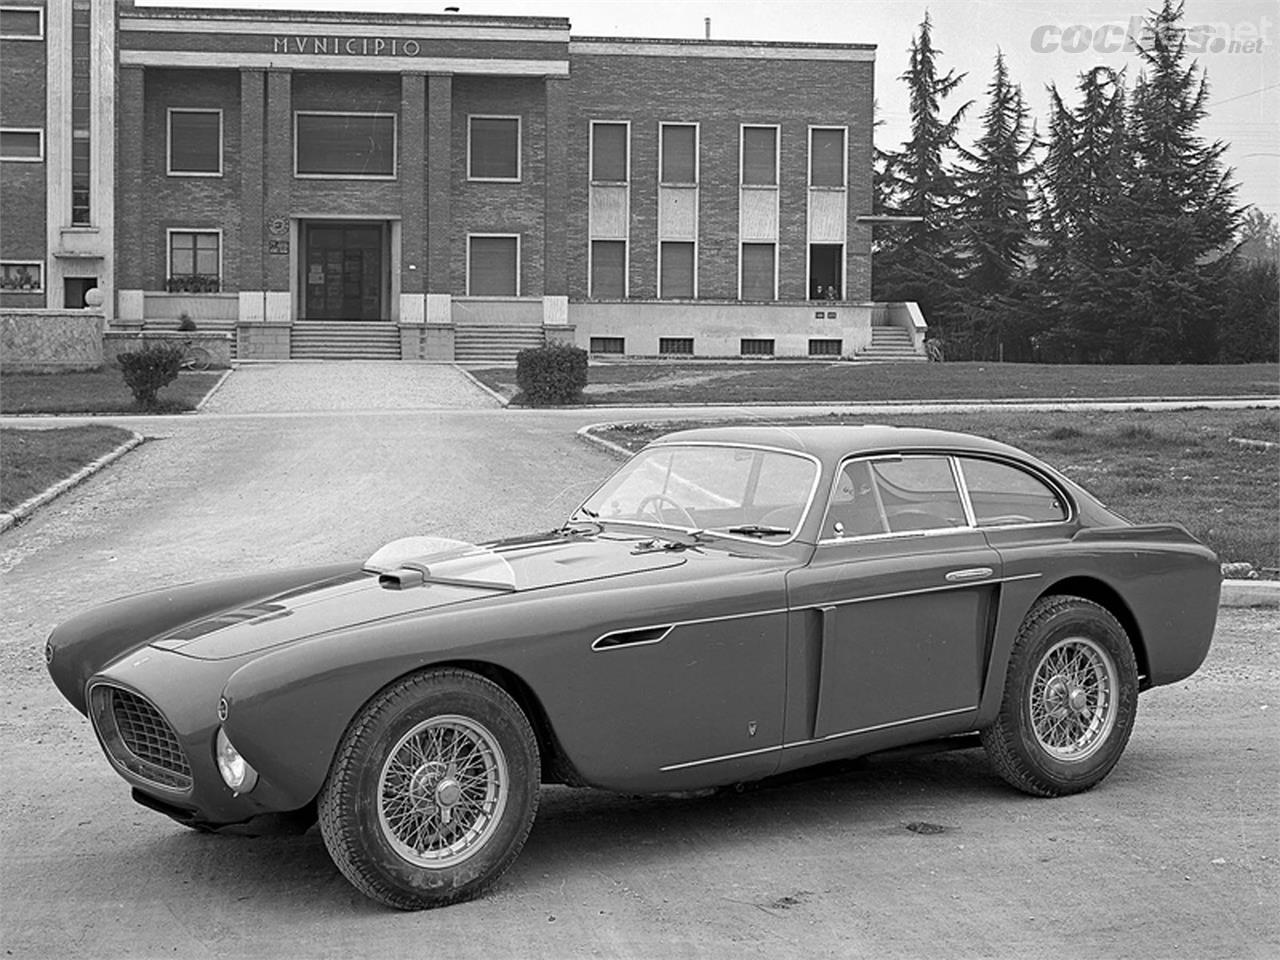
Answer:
[{"xmin": 95, "ymin": 747, "xmax": 1015, "ymax": 916}]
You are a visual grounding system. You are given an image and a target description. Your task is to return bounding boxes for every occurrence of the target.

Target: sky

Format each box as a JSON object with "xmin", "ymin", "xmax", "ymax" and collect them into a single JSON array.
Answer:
[{"xmin": 141, "ymin": 0, "xmax": 1280, "ymax": 219}]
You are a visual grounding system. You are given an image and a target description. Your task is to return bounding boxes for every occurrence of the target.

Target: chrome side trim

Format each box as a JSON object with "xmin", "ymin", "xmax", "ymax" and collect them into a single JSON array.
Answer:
[
  {"xmin": 659, "ymin": 705, "xmax": 977, "ymax": 772},
  {"xmin": 590, "ymin": 606, "xmax": 790, "ymax": 651},
  {"xmin": 797, "ymin": 572, "xmax": 1041, "ymax": 612}
]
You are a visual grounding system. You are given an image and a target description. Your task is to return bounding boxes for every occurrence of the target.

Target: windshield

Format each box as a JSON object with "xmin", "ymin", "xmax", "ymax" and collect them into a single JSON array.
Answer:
[{"xmin": 576, "ymin": 443, "xmax": 820, "ymax": 542}]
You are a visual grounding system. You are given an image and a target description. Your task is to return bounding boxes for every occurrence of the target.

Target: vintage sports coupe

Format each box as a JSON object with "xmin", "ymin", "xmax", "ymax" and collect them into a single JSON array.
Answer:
[{"xmin": 46, "ymin": 426, "xmax": 1221, "ymax": 909}]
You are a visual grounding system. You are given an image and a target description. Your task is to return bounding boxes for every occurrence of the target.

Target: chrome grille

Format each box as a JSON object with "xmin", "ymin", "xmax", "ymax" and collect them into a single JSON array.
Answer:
[{"xmin": 90, "ymin": 685, "xmax": 193, "ymax": 791}]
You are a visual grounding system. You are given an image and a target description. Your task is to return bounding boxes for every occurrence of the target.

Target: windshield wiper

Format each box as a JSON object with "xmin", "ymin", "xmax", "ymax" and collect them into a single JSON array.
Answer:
[{"xmin": 725, "ymin": 524, "xmax": 792, "ymax": 538}]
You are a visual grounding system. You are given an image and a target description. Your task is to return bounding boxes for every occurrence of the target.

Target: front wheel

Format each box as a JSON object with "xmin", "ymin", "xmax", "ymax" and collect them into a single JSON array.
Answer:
[
  {"xmin": 318, "ymin": 669, "xmax": 540, "ymax": 909},
  {"xmin": 981, "ymin": 596, "xmax": 1138, "ymax": 797}
]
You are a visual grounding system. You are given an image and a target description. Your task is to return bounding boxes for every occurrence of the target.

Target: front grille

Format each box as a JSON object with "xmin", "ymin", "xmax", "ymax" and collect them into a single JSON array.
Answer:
[{"xmin": 90, "ymin": 685, "xmax": 193, "ymax": 792}]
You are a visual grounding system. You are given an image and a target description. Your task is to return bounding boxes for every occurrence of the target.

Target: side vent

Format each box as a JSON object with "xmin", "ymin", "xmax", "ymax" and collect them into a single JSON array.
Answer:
[{"xmin": 591, "ymin": 624, "xmax": 673, "ymax": 651}]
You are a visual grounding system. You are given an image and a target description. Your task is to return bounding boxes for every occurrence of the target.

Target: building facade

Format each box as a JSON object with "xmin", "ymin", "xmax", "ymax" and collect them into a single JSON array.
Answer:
[{"xmin": 1, "ymin": 1, "xmax": 921, "ymax": 362}]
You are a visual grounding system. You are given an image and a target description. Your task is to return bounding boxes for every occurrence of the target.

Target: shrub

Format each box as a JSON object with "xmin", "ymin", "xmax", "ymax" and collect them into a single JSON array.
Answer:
[
  {"xmin": 515, "ymin": 343, "xmax": 589, "ymax": 405},
  {"xmin": 119, "ymin": 344, "xmax": 183, "ymax": 408}
]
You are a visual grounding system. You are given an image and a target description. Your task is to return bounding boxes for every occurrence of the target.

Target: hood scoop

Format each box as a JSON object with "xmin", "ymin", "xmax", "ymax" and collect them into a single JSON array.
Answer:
[{"xmin": 378, "ymin": 561, "xmax": 517, "ymax": 593}]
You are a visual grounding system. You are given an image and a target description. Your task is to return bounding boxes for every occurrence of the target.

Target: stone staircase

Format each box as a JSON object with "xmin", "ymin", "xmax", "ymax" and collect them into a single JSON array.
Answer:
[
  {"xmin": 454, "ymin": 324, "xmax": 545, "ymax": 364},
  {"xmin": 290, "ymin": 321, "xmax": 401, "ymax": 360},
  {"xmin": 857, "ymin": 325, "xmax": 925, "ymax": 363}
]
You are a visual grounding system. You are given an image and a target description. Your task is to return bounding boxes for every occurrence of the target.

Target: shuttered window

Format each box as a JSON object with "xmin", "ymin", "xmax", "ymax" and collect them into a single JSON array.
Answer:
[
  {"xmin": 468, "ymin": 236, "xmax": 519, "ymax": 296},
  {"xmin": 469, "ymin": 116, "xmax": 520, "ymax": 180},
  {"xmin": 168, "ymin": 110, "xmax": 222, "ymax": 175},
  {"xmin": 740, "ymin": 243, "xmax": 775, "ymax": 300},
  {"xmin": 660, "ymin": 242, "xmax": 695, "ymax": 299},
  {"xmin": 591, "ymin": 241, "xmax": 626, "ymax": 298},
  {"xmin": 742, "ymin": 126, "xmax": 777, "ymax": 186},
  {"xmin": 296, "ymin": 113, "xmax": 395, "ymax": 177},
  {"xmin": 0, "ymin": 129, "xmax": 42, "ymax": 160},
  {"xmin": 810, "ymin": 127, "xmax": 845, "ymax": 187},
  {"xmin": 661, "ymin": 124, "xmax": 697, "ymax": 184},
  {"xmin": 591, "ymin": 122, "xmax": 628, "ymax": 182}
]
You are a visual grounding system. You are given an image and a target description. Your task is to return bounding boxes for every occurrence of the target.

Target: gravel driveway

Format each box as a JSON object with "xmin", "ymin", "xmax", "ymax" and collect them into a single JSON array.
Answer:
[
  {"xmin": 201, "ymin": 361, "xmax": 501, "ymax": 414},
  {"xmin": 1, "ymin": 369, "xmax": 1276, "ymax": 959}
]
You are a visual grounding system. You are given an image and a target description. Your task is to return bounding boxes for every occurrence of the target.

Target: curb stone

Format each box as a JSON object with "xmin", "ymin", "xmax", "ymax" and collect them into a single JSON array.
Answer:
[
  {"xmin": 454, "ymin": 366, "xmax": 510, "ymax": 407},
  {"xmin": 574, "ymin": 423, "xmax": 1277, "ymax": 610},
  {"xmin": 0, "ymin": 431, "xmax": 145, "ymax": 533}
]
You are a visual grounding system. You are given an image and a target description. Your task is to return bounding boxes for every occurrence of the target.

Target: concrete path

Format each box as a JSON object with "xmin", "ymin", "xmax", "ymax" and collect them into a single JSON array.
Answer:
[{"xmin": 200, "ymin": 361, "xmax": 501, "ymax": 414}]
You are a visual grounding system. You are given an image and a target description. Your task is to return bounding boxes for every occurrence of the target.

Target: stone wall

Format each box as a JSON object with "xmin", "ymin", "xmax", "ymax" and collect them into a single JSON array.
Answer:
[
  {"xmin": 102, "ymin": 329, "xmax": 233, "ymax": 368},
  {"xmin": 1, "ymin": 311, "xmax": 104, "ymax": 372}
]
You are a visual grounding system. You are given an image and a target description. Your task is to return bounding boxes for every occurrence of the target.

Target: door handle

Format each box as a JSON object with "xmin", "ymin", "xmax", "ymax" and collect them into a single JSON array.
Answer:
[{"xmin": 945, "ymin": 567, "xmax": 994, "ymax": 582}]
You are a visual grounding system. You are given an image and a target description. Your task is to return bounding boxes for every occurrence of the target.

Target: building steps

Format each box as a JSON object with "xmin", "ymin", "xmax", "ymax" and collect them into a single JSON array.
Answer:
[
  {"xmin": 857, "ymin": 325, "xmax": 926, "ymax": 363},
  {"xmin": 290, "ymin": 321, "xmax": 401, "ymax": 360},
  {"xmin": 454, "ymin": 324, "xmax": 545, "ymax": 365}
]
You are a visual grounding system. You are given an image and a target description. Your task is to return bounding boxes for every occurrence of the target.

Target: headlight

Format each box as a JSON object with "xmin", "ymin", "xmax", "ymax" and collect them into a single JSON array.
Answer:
[{"xmin": 215, "ymin": 727, "xmax": 259, "ymax": 794}]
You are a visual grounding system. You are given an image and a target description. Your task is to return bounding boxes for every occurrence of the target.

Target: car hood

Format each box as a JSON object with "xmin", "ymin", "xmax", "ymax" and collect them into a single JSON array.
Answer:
[{"xmin": 151, "ymin": 533, "xmax": 689, "ymax": 661}]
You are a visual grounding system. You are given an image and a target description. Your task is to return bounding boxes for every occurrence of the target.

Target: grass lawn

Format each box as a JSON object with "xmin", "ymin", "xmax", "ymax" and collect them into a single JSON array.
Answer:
[
  {"xmin": 471, "ymin": 361, "xmax": 1280, "ymax": 405},
  {"xmin": 0, "ymin": 368, "xmax": 223, "ymax": 415},
  {"xmin": 1, "ymin": 425, "xmax": 136, "ymax": 512},
  {"xmin": 590, "ymin": 408, "xmax": 1280, "ymax": 574}
]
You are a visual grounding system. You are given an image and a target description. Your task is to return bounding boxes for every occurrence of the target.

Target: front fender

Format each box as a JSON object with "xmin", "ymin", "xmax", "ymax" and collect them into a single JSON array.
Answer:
[{"xmin": 46, "ymin": 562, "xmax": 359, "ymax": 714}]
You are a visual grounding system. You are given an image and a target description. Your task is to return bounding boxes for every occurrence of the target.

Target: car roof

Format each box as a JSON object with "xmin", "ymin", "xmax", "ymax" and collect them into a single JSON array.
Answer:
[{"xmin": 651, "ymin": 424, "xmax": 1031, "ymax": 462}]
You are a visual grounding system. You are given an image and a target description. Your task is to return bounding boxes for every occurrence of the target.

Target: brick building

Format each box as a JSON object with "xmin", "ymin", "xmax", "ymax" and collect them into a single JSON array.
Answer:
[{"xmin": 1, "ymin": 0, "xmax": 926, "ymax": 362}]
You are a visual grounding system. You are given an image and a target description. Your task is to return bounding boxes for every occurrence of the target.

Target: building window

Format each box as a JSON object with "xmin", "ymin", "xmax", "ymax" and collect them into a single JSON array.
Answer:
[
  {"xmin": 660, "ymin": 123, "xmax": 697, "ymax": 184},
  {"xmin": 660, "ymin": 241, "xmax": 695, "ymax": 299},
  {"xmin": 0, "ymin": 6, "xmax": 43, "ymax": 39},
  {"xmin": 468, "ymin": 235, "xmax": 519, "ymax": 296},
  {"xmin": 591, "ymin": 240, "xmax": 626, "ymax": 298},
  {"xmin": 591, "ymin": 122, "xmax": 628, "ymax": 183},
  {"xmin": 0, "ymin": 261, "xmax": 43, "ymax": 292},
  {"xmin": 741, "ymin": 338, "xmax": 774, "ymax": 356},
  {"xmin": 740, "ymin": 243, "xmax": 776, "ymax": 300},
  {"xmin": 167, "ymin": 231, "xmax": 221, "ymax": 292},
  {"xmin": 168, "ymin": 109, "xmax": 222, "ymax": 177},
  {"xmin": 809, "ymin": 244, "xmax": 843, "ymax": 300},
  {"xmin": 810, "ymin": 127, "xmax": 846, "ymax": 187},
  {"xmin": 809, "ymin": 338, "xmax": 842, "ymax": 357},
  {"xmin": 741, "ymin": 125, "xmax": 778, "ymax": 186},
  {"xmin": 659, "ymin": 337, "xmax": 694, "ymax": 356},
  {"xmin": 70, "ymin": 1, "xmax": 91, "ymax": 222},
  {"xmin": 468, "ymin": 116, "xmax": 520, "ymax": 181},
  {"xmin": 0, "ymin": 128, "xmax": 43, "ymax": 161},
  {"xmin": 295, "ymin": 112, "xmax": 395, "ymax": 179},
  {"xmin": 590, "ymin": 337, "xmax": 625, "ymax": 355}
]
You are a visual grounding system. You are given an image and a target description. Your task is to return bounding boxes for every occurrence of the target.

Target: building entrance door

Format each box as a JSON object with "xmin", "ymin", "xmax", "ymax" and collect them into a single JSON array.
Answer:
[{"xmin": 302, "ymin": 222, "xmax": 385, "ymax": 320}]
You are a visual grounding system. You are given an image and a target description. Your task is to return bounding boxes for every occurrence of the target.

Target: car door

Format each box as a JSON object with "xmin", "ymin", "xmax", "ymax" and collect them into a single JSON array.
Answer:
[{"xmin": 785, "ymin": 453, "xmax": 1002, "ymax": 742}]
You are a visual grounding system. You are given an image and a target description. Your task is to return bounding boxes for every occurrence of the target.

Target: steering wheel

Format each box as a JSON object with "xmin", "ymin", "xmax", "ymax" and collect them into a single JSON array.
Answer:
[{"xmin": 637, "ymin": 494, "xmax": 697, "ymax": 528}]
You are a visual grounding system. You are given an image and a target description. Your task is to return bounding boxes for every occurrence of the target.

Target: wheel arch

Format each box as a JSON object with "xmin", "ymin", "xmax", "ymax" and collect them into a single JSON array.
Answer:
[
  {"xmin": 1036, "ymin": 576, "xmax": 1150, "ymax": 689},
  {"xmin": 387, "ymin": 659, "xmax": 586, "ymax": 789}
]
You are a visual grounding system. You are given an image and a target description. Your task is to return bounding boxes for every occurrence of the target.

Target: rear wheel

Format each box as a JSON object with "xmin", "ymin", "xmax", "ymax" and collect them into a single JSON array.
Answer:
[
  {"xmin": 318, "ymin": 669, "xmax": 540, "ymax": 909},
  {"xmin": 981, "ymin": 596, "xmax": 1138, "ymax": 797}
]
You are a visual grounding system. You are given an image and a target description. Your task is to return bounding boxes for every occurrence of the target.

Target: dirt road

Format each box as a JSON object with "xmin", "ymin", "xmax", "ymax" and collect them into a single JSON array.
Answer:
[{"xmin": 1, "ymin": 406, "xmax": 1276, "ymax": 959}]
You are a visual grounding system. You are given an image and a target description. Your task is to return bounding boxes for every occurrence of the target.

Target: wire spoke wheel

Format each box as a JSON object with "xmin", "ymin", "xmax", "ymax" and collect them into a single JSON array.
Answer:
[
  {"xmin": 981, "ymin": 595, "xmax": 1138, "ymax": 798},
  {"xmin": 377, "ymin": 715, "xmax": 508, "ymax": 868},
  {"xmin": 1028, "ymin": 637, "xmax": 1117, "ymax": 762}
]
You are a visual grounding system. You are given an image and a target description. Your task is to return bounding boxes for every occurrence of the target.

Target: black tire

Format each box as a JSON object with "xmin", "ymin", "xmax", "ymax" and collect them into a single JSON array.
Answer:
[
  {"xmin": 318, "ymin": 669, "xmax": 540, "ymax": 910},
  {"xmin": 981, "ymin": 595, "xmax": 1139, "ymax": 797},
  {"xmin": 184, "ymin": 346, "xmax": 212, "ymax": 371}
]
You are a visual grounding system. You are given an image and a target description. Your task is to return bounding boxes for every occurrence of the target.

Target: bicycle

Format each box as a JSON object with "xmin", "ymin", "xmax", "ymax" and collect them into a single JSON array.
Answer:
[{"xmin": 180, "ymin": 340, "xmax": 213, "ymax": 371}]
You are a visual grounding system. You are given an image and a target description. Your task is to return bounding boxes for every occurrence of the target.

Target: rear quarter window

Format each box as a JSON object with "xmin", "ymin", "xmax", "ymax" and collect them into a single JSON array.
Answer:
[{"xmin": 958, "ymin": 457, "xmax": 1068, "ymax": 526}]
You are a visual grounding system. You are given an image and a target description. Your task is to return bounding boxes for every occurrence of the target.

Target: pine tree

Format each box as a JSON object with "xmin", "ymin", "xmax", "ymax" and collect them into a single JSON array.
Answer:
[
  {"xmin": 1124, "ymin": 0, "xmax": 1242, "ymax": 362},
  {"xmin": 1034, "ymin": 66, "xmax": 1133, "ymax": 361},
  {"xmin": 955, "ymin": 51, "xmax": 1036, "ymax": 359},
  {"xmin": 872, "ymin": 12, "xmax": 972, "ymax": 344}
]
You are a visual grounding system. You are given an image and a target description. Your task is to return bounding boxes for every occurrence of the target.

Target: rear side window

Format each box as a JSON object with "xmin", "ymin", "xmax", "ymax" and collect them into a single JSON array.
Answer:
[{"xmin": 958, "ymin": 457, "xmax": 1068, "ymax": 526}]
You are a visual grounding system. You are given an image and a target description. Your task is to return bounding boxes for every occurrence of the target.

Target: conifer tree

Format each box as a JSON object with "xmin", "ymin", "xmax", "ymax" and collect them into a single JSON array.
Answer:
[
  {"xmin": 955, "ymin": 51, "xmax": 1036, "ymax": 358},
  {"xmin": 872, "ymin": 12, "xmax": 971, "ymax": 340},
  {"xmin": 1124, "ymin": 0, "xmax": 1242, "ymax": 361}
]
